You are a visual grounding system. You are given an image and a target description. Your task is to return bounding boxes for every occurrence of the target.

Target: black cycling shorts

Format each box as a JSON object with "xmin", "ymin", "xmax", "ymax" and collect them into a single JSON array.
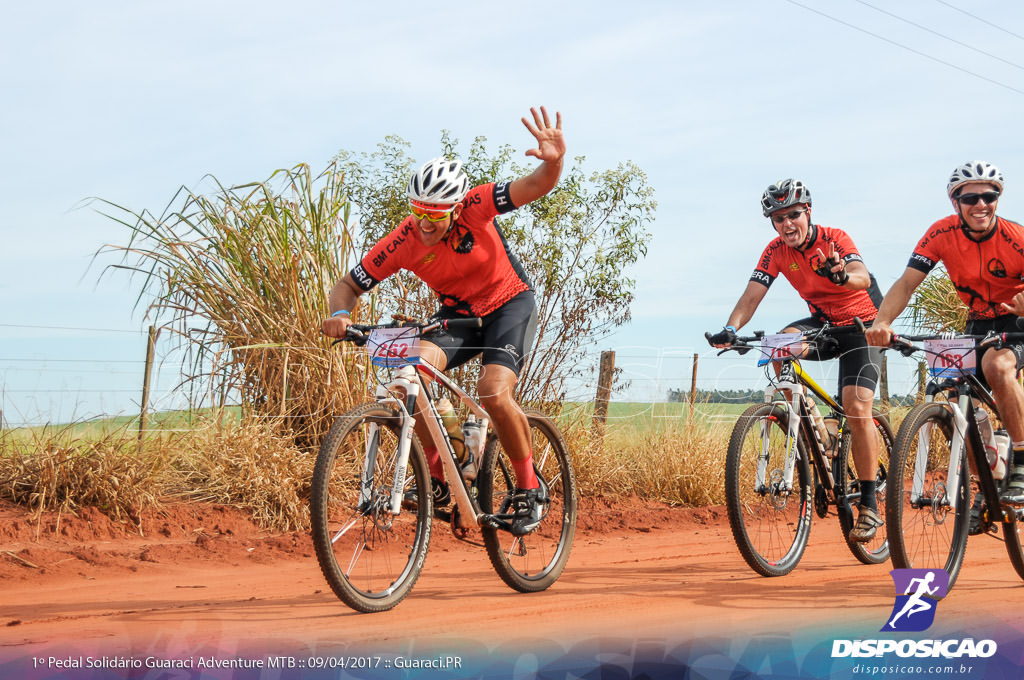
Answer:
[
  {"xmin": 784, "ymin": 317, "xmax": 882, "ymax": 392},
  {"xmin": 965, "ymin": 315, "xmax": 1024, "ymax": 387},
  {"xmin": 424, "ymin": 290, "xmax": 537, "ymax": 375}
]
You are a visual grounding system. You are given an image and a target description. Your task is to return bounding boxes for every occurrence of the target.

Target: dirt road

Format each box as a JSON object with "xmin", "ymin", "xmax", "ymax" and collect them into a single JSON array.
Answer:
[{"xmin": 2, "ymin": 497, "xmax": 1022, "ymax": 678}]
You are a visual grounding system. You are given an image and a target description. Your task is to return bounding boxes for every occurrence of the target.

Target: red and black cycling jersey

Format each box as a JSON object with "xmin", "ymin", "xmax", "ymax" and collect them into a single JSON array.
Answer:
[
  {"xmin": 350, "ymin": 182, "xmax": 533, "ymax": 316},
  {"xmin": 750, "ymin": 223, "xmax": 881, "ymax": 326},
  {"xmin": 908, "ymin": 215, "xmax": 1024, "ymax": 320}
]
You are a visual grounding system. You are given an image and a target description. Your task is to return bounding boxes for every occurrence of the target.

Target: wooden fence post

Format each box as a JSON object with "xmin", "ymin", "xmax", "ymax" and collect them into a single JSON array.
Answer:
[
  {"xmin": 593, "ymin": 350, "xmax": 615, "ymax": 434},
  {"xmin": 917, "ymin": 360, "xmax": 927, "ymax": 404},
  {"xmin": 139, "ymin": 325, "xmax": 157, "ymax": 445},
  {"xmin": 880, "ymin": 353, "xmax": 890, "ymax": 409},
  {"xmin": 689, "ymin": 353, "xmax": 699, "ymax": 410}
]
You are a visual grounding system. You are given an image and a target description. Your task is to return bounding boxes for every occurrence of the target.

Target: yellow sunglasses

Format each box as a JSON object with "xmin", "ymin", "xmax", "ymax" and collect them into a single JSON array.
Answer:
[{"xmin": 410, "ymin": 205, "xmax": 454, "ymax": 222}]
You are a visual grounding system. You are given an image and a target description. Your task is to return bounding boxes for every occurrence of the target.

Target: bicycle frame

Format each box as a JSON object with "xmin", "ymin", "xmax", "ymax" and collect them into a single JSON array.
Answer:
[
  {"xmin": 761, "ymin": 360, "xmax": 841, "ymax": 500},
  {"xmin": 368, "ymin": 359, "xmax": 491, "ymax": 531},
  {"xmin": 912, "ymin": 375, "xmax": 1003, "ymax": 516}
]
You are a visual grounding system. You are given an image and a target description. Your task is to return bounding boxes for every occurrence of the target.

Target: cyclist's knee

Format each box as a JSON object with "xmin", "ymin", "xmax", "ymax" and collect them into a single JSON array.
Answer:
[{"xmin": 478, "ymin": 365, "xmax": 519, "ymax": 409}]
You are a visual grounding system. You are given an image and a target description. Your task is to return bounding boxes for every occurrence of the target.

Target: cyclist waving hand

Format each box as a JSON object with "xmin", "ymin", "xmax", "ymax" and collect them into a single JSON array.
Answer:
[{"xmin": 321, "ymin": 107, "xmax": 565, "ymax": 536}]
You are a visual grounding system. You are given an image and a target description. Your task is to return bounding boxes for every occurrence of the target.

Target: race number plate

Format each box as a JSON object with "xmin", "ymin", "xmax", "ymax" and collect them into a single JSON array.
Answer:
[
  {"xmin": 923, "ymin": 338, "xmax": 976, "ymax": 377},
  {"xmin": 757, "ymin": 332, "xmax": 804, "ymax": 366},
  {"xmin": 367, "ymin": 327, "xmax": 421, "ymax": 367}
]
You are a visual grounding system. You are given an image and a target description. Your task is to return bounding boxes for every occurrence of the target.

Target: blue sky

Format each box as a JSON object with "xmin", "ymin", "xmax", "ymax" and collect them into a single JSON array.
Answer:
[{"xmin": 4, "ymin": 1, "xmax": 1024, "ymax": 424}]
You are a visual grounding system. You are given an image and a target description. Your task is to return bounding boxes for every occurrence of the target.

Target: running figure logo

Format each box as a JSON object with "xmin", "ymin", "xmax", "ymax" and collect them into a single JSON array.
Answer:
[{"xmin": 881, "ymin": 568, "xmax": 949, "ymax": 632}]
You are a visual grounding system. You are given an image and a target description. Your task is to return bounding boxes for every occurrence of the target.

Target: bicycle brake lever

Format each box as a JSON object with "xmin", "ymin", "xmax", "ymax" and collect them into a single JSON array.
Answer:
[{"xmin": 979, "ymin": 332, "xmax": 1003, "ymax": 349}]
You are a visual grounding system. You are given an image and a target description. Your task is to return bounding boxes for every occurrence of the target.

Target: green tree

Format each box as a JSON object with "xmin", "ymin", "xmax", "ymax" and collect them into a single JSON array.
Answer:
[{"xmin": 334, "ymin": 133, "xmax": 655, "ymax": 405}]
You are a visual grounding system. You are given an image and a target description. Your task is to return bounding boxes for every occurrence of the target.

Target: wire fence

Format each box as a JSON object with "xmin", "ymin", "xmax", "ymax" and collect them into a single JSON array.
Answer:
[{"xmin": 0, "ymin": 323, "xmax": 930, "ymax": 431}]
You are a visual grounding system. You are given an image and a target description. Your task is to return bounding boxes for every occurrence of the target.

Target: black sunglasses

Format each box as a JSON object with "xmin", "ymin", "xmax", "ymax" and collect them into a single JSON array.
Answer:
[
  {"xmin": 957, "ymin": 191, "xmax": 1000, "ymax": 206},
  {"xmin": 770, "ymin": 208, "xmax": 807, "ymax": 224}
]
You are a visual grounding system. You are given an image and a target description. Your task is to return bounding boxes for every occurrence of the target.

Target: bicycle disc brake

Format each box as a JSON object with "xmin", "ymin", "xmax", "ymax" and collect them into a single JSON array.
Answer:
[
  {"xmin": 931, "ymin": 481, "xmax": 950, "ymax": 524},
  {"xmin": 768, "ymin": 469, "xmax": 790, "ymax": 510}
]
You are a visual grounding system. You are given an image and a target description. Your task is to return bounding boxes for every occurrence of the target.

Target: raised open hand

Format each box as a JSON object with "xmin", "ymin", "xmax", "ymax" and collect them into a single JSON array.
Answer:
[{"xmin": 522, "ymin": 106, "xmax": 565, "ymax": 163}]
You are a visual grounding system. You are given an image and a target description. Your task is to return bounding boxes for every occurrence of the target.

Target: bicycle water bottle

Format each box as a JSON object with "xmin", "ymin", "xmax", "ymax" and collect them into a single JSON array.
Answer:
[
  {"xmin": 974, "ymin": 408, "xmax": 998, "ymax": 472},
  {"xmin": 436, "ymin": 397, "xmax": 466, "ymax": 461},
  {"xmin": 993, "ymin": 429, "xmax": 1010, "ymax": 480},
  {"xmin": 460, "ymin": 416, "xmax": 487, "ymax": 482},
  {"xmin": 822, "ymin": 416, "xmax": 840, "ymax": 458}
]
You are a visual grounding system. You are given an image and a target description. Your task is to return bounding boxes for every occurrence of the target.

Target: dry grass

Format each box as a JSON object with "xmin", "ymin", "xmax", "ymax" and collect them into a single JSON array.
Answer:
[
  {"xmin": 0, "ymin": 425, "xmax": 163, "ymax": 528},
  {"xmin": 97, "ymin": 163, "xmax": 364, "ymax": 452},
  {"xmin": 165, "ymin": 418, "xmax": 314, "ymax": 531},
  {"xmin": 2, "ymin": 402, "xmax": 917, "ymax": 530},
  {"xmin": 0, "ymin": 416, "xmax": 312, "ymax": 532},
  {"xmin": 567, "ymin": 413, "xmax": 730, "ymax": 507}
]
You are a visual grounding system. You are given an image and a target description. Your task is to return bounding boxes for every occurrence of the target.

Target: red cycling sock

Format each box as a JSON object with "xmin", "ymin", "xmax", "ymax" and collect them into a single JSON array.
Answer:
[
  {"xmin": 423, "ymin": 445, "xmax": 445, "ymax": 480},
  {"xmin": 510, "ymin": 455, "xmax": 538, "ymax": 490}
]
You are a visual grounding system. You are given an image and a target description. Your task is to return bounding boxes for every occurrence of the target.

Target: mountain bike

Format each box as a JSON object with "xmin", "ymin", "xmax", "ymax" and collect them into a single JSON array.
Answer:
[
  {"xmin": 310, "ymin": 317, "xmax": 577, "ymax": 612},
  {"xmin": 709, "ymin": 324, "xmax": 894, "ymax": 576},
  {"xmin": 881, "ymin": 330, "xmax": 1024, "ymax": 591}
]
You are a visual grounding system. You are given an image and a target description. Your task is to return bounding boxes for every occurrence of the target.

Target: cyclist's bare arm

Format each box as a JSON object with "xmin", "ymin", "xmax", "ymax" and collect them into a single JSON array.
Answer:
[
  {"xmin": 865, "ymin": 267, "xmax": 927, "ymax": 346},
  {"xmin": 322, "ymin": 273, "xmax": 363, "ymax": 338},
  {"xmin": 508, "ymin": 107, "xmax": 565, "ymax": 207},
  {"xmin": 717, "ymin": 281, "xmax": 770, "ymax": 344}
]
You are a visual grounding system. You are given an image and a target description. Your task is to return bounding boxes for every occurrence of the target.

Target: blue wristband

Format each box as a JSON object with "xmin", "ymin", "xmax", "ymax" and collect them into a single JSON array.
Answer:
[
  {"xmin": 725, "ymin": 325, "xmax": 736, "ymax": 333},
  {"xmin": 331, "ymin": 309, "xmax": 350, "ymax": 318}
]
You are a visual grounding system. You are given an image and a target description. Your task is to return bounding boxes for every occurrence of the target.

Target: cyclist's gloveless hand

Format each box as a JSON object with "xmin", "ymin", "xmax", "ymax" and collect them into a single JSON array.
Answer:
[
  {"xmin": 707, "ymin": 327, "xmax": 737, "ymax": 348},
  {"xmin": 321, "ymin": 314, "xmax": 353, "ymax": 339},
  {"xmin": 864, "ymin": 320, "xmax": 893, "ymax": 347}
]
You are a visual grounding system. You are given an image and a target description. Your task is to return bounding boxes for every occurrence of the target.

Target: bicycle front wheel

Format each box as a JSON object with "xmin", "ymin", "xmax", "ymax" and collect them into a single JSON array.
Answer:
[
  {"xmin": 835, "ymin": 410, "xmax": 894, "ymax": 565},
  {"xmin": 886, "ymin": 402, "xmax": 969, "ymax": 589},
  {"xmin": 310, "ymin": 402, "xmax": 432, "ymax": 613},
  {"xmin": 479, "ymin": 409, "xmax": 577, "ymax": 593},
  {"xmin": 725, "ymin": 402, "xmax": 813, "ymax": 577}
]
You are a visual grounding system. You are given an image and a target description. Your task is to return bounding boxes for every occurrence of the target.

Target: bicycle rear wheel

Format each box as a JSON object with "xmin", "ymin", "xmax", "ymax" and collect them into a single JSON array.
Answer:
[
  {"xmin": 835, "ymin": 410, "xmax": 893, "ymax": 565},
  {"xmin": 310, "ymin": 402, "xmax": 432, "ymax": 613},
  {"xmin": 725, "ymin": 402, "xmax": 813, "ymax": 577},
  {"xmin": 886, "ymin": 402, "xmax": 969, "ymax": 589},
  {"xmin": 479, "ymin": 410, "xmax": 577, "ymax": 592}
]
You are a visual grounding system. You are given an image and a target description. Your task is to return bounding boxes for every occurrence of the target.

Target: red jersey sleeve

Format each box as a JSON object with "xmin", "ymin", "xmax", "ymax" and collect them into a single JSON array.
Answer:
[
  {"xmin": 750, "ymin": 238, "xmax": 783, "ymax": 287},
  {"xmin": 907, "ymin": 217, "xmax": 952, "ymax": 274}
]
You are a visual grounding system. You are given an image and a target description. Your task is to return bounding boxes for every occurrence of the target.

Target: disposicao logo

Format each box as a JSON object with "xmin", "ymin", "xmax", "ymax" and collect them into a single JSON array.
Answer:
[
  {"xmin": 831, "ymin": 569, "xmax": 998, "ymax": 660},
  {"xmin": 882, "ymin": 568, "xmax": 948, "ymax": 632}
]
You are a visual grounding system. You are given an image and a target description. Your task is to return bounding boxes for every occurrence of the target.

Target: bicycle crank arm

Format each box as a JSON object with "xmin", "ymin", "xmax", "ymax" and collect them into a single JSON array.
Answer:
[{"xmin": 479, "ymin": 513, "xmax": 514, "ymax": 532}]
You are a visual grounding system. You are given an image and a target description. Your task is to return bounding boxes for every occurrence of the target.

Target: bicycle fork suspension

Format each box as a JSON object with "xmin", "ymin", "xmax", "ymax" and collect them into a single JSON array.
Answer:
[
  {"xmin": 364, "ymin": 366, "xmax": 420, "ymax": 516},
  {"xmin": 756, "ymin": 405, "xmax": 800, "ymax": 494}
]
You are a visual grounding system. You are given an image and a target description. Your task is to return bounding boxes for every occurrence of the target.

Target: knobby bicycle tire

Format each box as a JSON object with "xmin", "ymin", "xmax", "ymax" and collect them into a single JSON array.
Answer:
[
  {"xmin": 1004, "ymin": 509, "xmax": 1024, "ymax": 581},
  {"xmin": 886, "ymin": 402, "xmax": 970, "ymax": 590},
  {"xmin": 310, "ymin": 402, "xmax": 432, "ymax": 613},
  {"xmin": 478, "ymin": 409, "xmax": 577, "ymax": 593},
  {"xmin": 835, "ymin": 409, "xmax": 894, "ymax": 565},
  {"xmin": 725, "ymin": 402, "xmax": 814, "ymax": 577}
]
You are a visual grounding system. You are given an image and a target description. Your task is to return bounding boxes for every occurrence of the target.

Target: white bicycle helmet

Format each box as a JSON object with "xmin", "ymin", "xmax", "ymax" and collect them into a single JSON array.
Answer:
[
  {"xmin": 947, "ymin": 161, "xmax": 1004, "ymax": 198},
  {"xmin": 761, "ymin": 179, "xmax": 811, "ymax": 216},
  {"xmin": 407, "ymin": 157, "xmax": 470, "ymax": 205}
]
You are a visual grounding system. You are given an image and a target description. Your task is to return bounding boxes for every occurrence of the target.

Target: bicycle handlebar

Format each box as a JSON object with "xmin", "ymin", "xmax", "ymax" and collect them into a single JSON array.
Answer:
[
  {"xmin": 333, "ymin": 317, "xmax": 484, "ymax": 346},
  {"xmin": 880, "ymin": 329, "xmax": 1024, "ymax": 358},
  {"xmin": 709, "ymin": 317, "xmax": 868, "ymax": 357}
]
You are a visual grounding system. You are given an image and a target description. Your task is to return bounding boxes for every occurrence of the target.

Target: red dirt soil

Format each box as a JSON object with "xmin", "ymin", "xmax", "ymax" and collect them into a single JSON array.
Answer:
[{"xmin": 2, "ymin": 496, "xmax": 1023, "ymax": 663}]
